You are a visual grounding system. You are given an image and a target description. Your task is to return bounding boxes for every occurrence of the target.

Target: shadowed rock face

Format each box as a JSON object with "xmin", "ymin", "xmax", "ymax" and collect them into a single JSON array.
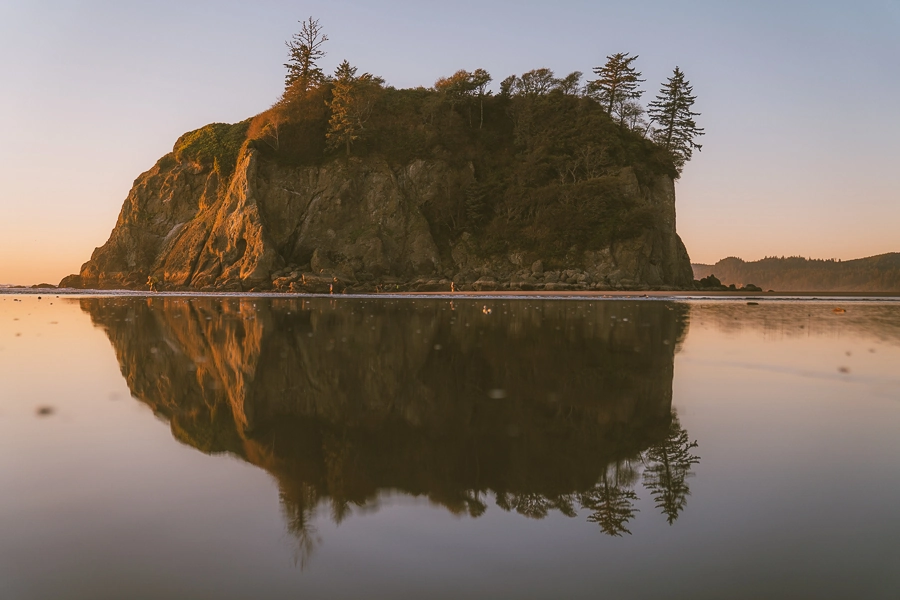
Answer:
[
  {"xmin": 63, "ymin": 147, "xmax": 694, "ymax": 292},
  {"xmin": 81, "ymin": 298, "xmax": 696, "ymax": 547}
]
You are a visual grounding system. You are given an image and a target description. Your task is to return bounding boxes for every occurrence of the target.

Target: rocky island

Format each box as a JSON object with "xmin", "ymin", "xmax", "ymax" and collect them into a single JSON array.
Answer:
[{"xmin": 61, "ymin": 33, "xmax": 700, "ymax": 293}]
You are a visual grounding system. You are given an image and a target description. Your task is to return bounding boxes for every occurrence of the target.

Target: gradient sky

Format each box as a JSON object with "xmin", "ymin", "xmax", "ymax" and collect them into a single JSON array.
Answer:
[{"xmin": 1, "ymin": 0, "xmax": 898, "ymax": 284}]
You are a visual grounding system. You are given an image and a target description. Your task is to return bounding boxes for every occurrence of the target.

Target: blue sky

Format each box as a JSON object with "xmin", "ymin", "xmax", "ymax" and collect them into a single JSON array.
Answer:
[{"xmin": 1, "ymin": 0, "xmax": 898, "ymax": 283}]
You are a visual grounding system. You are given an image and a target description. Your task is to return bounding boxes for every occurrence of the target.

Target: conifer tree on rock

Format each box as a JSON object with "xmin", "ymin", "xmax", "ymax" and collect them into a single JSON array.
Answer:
[
  {"xmin": 327, "ymin": 60, "xmax": 384, "ymax": 156},
  {"xmin": 588, "ymin": 52, "xmax": 645, "ymax": 123},
  {"xmin": 284, "ymin": 17, "xmax": 328, "ymax": 91},
  {"xmin": 647, "ymin": 67, "xmax": 704, "ymax": 174}
]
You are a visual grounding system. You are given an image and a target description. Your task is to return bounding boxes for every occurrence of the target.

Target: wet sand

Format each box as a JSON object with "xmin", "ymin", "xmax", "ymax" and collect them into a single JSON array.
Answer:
[{"xmin": 2, "ymin": 288, "xmax": 899, "ymax": 300}]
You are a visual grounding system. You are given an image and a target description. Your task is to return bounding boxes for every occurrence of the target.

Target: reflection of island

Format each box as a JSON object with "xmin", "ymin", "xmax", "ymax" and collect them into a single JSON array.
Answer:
[{"xmin": 82, "ymin": 297, "xmax": 699, "ymax": 559}]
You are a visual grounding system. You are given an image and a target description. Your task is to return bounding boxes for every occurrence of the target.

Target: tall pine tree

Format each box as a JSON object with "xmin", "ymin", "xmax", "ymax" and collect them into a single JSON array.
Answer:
[
  {"xmin": 647, "ymin": 67, "xmax": 704, "ymax": 174},
  {"xmin": 284, "ymin": 17, "xmax": 328, "ymax": 91},
  {"xmin": 588, "ymin": 53, "xmax": 645, "ymax": 123},
  {"xmin": 327, "ymin": 61, "xmax": 384, "ymax": 156}
]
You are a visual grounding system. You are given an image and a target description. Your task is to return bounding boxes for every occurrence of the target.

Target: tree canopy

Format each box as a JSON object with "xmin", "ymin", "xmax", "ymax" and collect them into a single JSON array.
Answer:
[
  {"xmin": 327, "ymin": 60, "xmax": 384, "ymax": 156},
  {"xmin": 588, "ymin": 52, "xmax": 645, "ymax": 124},
  {"xmin": 647, "ymin": 67, "xmax": 704, "ymax": 173},
  {"xmin": 284, "ymin": 17, "xmax": 328, "ymax": 91},
  {"xmin": 278, "ymin": 20, "xmax": 707, "ymax": 175}
]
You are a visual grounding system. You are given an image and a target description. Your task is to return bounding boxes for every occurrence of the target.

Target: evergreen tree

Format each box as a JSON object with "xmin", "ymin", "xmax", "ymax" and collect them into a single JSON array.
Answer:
[
  {"xmin": 284, "ymin": 17, "xmax": 328, "ymax": 91},
  {"xmin": 327, "ymin": 60, "xmax": 384, "ymax": 156},
  {"xmin": 642, "ymin": 415, "xmax": 700, "ymax": 524},
  {"xmin": 647, "ymin": 67, "xmax": 704, "ymax": 173},
  {"xmin": 587, "ymin": 52, "xmax": 645, "ymax": 121},
  {"xmin": 580, "ymin": 464, "xmax": 640, "ymax": 537}
]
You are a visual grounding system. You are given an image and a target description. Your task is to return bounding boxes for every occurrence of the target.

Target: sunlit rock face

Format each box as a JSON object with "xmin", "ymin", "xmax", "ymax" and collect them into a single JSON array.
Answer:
[
  {"xmin": 63, "ymin": 147, "xmax": 694, "ymax": 291},
  {"xmin": 82, "ymin": 298, "xmax": 697, "ymax": 538}
]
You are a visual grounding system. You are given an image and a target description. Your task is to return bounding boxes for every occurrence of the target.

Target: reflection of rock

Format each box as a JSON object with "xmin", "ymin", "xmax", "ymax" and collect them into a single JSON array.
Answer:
[{"xmin": 82, "ymin": 298, "xmax": 694, "ymax": 548}]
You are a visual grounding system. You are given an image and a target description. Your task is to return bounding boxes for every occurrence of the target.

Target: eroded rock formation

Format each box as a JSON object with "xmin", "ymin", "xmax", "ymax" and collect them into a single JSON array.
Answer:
[{"xmin": 62, "ymin": 145, "xmax": 693, "ymax": 292}]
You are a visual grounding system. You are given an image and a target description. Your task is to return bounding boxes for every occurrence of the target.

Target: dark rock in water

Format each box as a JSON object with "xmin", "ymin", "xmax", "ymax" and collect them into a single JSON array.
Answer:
[
  {"xmin": 58, "ymin": 274, "xmax": 83, "ymax": 289},
  {"xmin": 36, "ymin": 406, "xmax": 55, "ymax": 417},
  {"xmin": 696, "ymin": 274, "xmax": 727, "ymax": 290}
]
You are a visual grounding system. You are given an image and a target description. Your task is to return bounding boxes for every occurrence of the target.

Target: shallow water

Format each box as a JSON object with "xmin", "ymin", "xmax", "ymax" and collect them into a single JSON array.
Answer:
[{"xmin": 1, "ymin": 295, "xmax": 898, "ymax": 599}]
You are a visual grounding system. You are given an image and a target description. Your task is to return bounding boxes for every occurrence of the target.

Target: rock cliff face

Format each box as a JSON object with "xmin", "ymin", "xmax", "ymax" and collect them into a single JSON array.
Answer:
[{"xmin": 62, "ymin": 142, "xmax": 693, "ymax": 292}]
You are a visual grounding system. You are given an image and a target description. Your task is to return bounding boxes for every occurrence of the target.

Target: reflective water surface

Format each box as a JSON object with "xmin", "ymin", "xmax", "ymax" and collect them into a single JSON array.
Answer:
[{"xmin": 1, "ymin": 295, "xmax": 899, "ymax": 599}]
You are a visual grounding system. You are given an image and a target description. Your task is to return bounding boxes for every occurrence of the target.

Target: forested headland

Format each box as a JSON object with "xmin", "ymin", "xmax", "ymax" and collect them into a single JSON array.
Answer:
[{"xmin": 693, "ymin": 254, "xmax": 900, "ymax": 292}]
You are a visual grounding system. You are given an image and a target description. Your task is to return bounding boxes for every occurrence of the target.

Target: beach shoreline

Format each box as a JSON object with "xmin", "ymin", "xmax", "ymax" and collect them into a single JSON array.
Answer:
[{"xmin": 3, "ymin": 288, "xmax": 900, "ymax": 301}]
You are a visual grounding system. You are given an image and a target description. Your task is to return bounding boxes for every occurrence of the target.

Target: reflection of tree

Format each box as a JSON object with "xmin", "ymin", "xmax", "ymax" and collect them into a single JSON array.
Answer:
[
  {"xmin": 642, "ymin": 415, "xmax": 700, "ymax": 524},
  {"xmin": 322, "ymin": 431, "xmax": 354, "ymax": 524},
  {"xmin": 280, "ymin": 485, "xmax": 323, "ymax": 570},
  {"xmin": 80, "ymin": 296, "xmax": 698, "ymax": 555},
  {"xmin": 580, "ymin": 461, "xmax": 640, "ymax": 536},
  {"xmin": 496, "ymin": 492, "xmax": 553, "ymax": 519},
  {"xmin": 495, "ymin": 492, "xmax": 578, "ymax": 520},
  {"xmin": 462, "ymin": 491, "xmax": 488, "ymax": 518}
]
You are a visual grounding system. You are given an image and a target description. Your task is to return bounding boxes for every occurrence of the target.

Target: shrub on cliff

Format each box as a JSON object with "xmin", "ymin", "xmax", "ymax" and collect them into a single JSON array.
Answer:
[{"xmin": 173, "ymin": 120, "xmax": 250, "ymax": 177}]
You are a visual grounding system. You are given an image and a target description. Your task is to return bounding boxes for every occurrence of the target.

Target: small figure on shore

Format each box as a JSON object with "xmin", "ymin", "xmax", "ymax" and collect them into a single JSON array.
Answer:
[
  {"xmin": 451, "ymin": 282, "xmax": 456, "ymax": 293},
  {"xmin": 147, "ymin": 275, "xmax": 159, "ymax": 292},
  {"xmin": 329, "ymin": 284, "xmax": 334, "ymax": 295}
]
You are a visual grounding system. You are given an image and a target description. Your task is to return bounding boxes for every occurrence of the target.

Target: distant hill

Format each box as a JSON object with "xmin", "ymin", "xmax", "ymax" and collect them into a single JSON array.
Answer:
[{"xmin": 692, "ymin": 254, "xmax": 900, "ymax": 292}]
